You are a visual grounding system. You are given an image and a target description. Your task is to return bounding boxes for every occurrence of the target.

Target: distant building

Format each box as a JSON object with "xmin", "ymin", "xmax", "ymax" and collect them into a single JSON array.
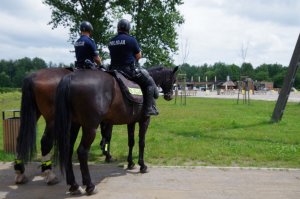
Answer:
[{"xmin": 255, "ymin": 81, "xmax": 274, "ymax": 90}]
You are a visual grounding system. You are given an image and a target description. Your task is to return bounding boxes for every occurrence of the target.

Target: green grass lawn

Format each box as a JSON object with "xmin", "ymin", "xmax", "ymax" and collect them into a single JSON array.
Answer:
[{"xmin": 0, "ymin": 91, "xmax": 299, "ymax": 168}]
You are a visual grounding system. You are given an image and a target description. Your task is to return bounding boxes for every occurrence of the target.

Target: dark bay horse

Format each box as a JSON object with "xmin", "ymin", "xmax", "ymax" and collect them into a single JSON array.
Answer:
[
  {"xmin": 15, "ymin": 67, "xmax": 72, "ymax": 184},
  {"xmin": 54, "ymin": 66, "xmax": 178, "ymax": 195}
]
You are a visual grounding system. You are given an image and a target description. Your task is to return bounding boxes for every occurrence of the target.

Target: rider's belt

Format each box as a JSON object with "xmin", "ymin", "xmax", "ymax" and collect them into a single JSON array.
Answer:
[
  {"xmin": 111, "ymin": 65, "xmax": 133, "ymax": 70},
  {"xmin": 75, "ymin": 61, "xmax": 86, "ymax": 68}
]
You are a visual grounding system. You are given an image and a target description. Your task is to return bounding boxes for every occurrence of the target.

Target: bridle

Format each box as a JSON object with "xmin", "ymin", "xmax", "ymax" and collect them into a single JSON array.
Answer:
[{"xmin": 160, "ymin": 70, "xmax": 175, "ymax": 100}]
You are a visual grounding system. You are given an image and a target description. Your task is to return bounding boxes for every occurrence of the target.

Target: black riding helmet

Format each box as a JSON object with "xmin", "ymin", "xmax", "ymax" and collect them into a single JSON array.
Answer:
[
  {"xmin": 80, "ymin": 21, "xmax": 93, "ymax": 32},
  {"xmin": 117, "ymin": 19, "xmax": 131, "ymax": 33}
]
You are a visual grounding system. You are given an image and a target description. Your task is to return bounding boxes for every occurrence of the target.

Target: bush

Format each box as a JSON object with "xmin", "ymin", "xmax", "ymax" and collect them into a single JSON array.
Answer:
[{"xmin": 0, "ymin": 87, "xmax": 21, "ymax": 93}]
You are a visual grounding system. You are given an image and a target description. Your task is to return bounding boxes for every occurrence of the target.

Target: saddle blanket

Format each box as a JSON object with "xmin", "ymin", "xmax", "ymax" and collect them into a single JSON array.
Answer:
[{"xmin": 111, "ymin": 71, "xmax": 144, "ymax": 104}]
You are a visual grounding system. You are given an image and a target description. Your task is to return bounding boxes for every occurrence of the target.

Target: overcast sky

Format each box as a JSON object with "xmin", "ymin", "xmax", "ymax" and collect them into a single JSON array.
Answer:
[{"xmin": 0, "ymin": 0, "xmax": 299, "ymax": 67}]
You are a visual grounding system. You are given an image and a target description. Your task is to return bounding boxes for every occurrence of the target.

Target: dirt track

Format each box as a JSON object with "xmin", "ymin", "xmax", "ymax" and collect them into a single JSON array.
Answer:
[{"xmin": 0, "ymin": 162, "xmax": 299, "ymax": 199}]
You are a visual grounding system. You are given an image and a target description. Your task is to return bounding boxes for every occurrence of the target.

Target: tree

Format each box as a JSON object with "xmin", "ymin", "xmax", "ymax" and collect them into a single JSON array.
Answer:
[
  {"xmin": 44, "ymin": 0, "xmax": 184, "ymax": 66},
  {"xmin": 32, "ymin": 57, "xmax": 48, "ymax": 70},
  {"xmin": 179, "ymin": 37, "xmax": 190, "ymax": 64},
  {"xmin": 199, "ymin": 63, "xmax": 209, "ymax": 81},
  {"xmin": 204, "ymin": 70, "xmax": 216, "ymax": 81},
  {"xmin": 255, "ymin": 71, "xmax": 269, "ymax": 81},
  {"xmin": 294, "ymin": 70, "xmax": 300, "ymax": 89},
  {"xmin": 121, "ymin": 0, "xmax": 184, "ymax": 66},
  {"xmin": 254, "ymin": 64, "xmax": 270, "ymax": 81},
  {"xmin": 240, "ymin": 62, "xmax": 254, "ymax": 78},
  {"xmin": 267, "ymin": 63, "xmax": 284, "ymax": 79},
  {"xmin": 179, "ymin": 63, "xmax": 201, "ymax": 81},
  {"xmin": 0, "ymin": 59, "xmax": 13, "ymax": 75},
  {"xmin": 0, "ymin": 72, "xmax": 11, "ymax": 87},
  {"xmin": 0, "ymin": 57, "xmax": 48, "ymax": 88},
  {"xmin": 273, "ymin": 70, "xmax": 287, "ymax": 88},
  {"xmin": 227, "ymin": 64, "xmax": 240, "ymax": 81},
  {"xmin": 213, "ymin": 62, "xmax": 228, "ymax": 81},
  {"xmin": 44, "ymin": 0, "xmax": 113, "ymax": 57},
  {"xmin": 240, "ymin": 40, "xmax": 249, "ymax": 63}
]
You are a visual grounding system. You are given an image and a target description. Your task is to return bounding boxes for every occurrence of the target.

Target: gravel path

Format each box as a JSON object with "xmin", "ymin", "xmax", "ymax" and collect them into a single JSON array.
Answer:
[
  {"xmin": 184, "ymin": 90, "xmax": 300, "ymax": 102},
  {"xmin": 0, "ymin": 163, "xmax": 299, "ymax": 199}
]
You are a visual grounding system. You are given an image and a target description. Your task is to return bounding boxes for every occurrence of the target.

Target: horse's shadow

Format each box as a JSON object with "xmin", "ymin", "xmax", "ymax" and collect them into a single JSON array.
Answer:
[{"xmin": 0, "ymin": 162, "xmax": 128, "ymax": 199}]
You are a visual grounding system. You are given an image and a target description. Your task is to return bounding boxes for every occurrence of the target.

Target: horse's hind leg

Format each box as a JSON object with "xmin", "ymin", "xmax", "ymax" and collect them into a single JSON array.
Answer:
[
  {"xmin": 14, "ymin": 113, "xmax": 41, "ymax": 184},
  {"xmin": 100, "ymin": 122, "xmax": 113, "ymax": 162},
  {"xmin": 66, "ymin": 123, "xmax": 83, "ymax": 195},
  {"xmin": 14, "ymin": 160, "xmax": 27, "ymax": 184},
  {"xmin": 77, "ymin": 127, "xmax": 97, "ymax": 195},
  {"xmin": 127, "ymin": 122, "xmax": 136, "ymax": 170},
  {"xmin": 40, "ymin": 122, "xmax": 59, "ymax": 185},
  {"xmin": 138, "ymin": 118, "xmax": 150, "ymax": 173}
]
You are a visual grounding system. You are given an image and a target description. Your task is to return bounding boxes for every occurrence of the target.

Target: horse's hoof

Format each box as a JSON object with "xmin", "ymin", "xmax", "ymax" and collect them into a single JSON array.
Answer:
[
  {"xmin": 86, "ymin": 184, "xmax": 97, "ymax": 195},
  {"xmin": 105, "ymin": 155, "xmax": 114, "ymax": 163},
  {"xmin": 47, "ymin": 177, "xmax": 60, "ymax": 185},
  {"xmin": 15, "ymin": 173, "xmax": 28, "ymax": 184},
  {"xmin": 42, "ymin": 169, "xmax": 60, "ymax": 185},
  {"xmin": 127, "ymin": 162, "xmax": 136, "ymax": 170},
  {"xmin": 68, "ymin": 185, "xmax": 84, "ymax": 195},
  {"xmin": 140, "ymin": 165, "xmax": 148, "ymax": 173}
]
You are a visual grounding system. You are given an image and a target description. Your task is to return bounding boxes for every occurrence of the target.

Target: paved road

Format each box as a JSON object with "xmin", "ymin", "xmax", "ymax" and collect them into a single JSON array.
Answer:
[{"xmin": 0, "ymin": 162, "xmax": 299, "ymax": 199}]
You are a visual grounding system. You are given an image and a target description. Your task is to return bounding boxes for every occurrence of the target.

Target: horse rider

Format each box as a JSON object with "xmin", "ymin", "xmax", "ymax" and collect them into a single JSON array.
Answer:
[
  {"xmin": 108, "ymin": 19, "xmax": 159, "ymax": 116},
  {"xmin": 74, "ymin": 21, "xmax": 103, "ymax": 69}
]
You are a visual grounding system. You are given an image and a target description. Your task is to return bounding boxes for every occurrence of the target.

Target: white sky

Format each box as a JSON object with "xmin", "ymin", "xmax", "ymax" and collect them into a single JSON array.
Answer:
[{"xmin": 0, "ymin": 0, "xmax": 299, "ymax": 67}]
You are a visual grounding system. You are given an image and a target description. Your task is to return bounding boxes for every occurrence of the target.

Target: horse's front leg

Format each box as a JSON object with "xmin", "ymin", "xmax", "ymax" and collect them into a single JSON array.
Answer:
[
  {"xmin": 138, "ymin": 117, "xmax": 150, "ymax": 173},
  {"xmin": 127, "ymin": 122, "xmax": 136, "ymax": 170},
  {"xmin": 77, "ymin": 127, "xmax": 97, "ymax": 195},
  {"xmin": 100, "ymin": 122, "xmax": 113, "ymax": 162}
]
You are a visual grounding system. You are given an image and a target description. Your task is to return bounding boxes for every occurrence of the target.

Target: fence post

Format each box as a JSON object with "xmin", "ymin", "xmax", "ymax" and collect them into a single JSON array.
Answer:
[{"xmin": 271, "ymin": 34, "xmax": 300, "ymax": 122}]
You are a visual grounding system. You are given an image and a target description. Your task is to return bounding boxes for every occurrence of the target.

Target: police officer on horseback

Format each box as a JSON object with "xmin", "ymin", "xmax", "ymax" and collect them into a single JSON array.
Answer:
[
  {"xmin": 108, "ymin": 19, "xmax": 159, "ymax": 116},
  {"xmin": 74, "ymin": 21, "xmax": 102, "ymax": 69}
]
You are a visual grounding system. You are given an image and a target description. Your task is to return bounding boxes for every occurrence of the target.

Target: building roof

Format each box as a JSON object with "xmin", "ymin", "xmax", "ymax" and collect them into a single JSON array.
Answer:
[{"xmin": 222, "ymin": 80, "xmax": 235, "ymax": 87}]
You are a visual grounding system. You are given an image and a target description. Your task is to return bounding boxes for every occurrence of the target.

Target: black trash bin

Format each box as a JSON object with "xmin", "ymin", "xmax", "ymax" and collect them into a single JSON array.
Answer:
[{"xmin": 2, "ymin": 110, "xmax": 20, "ymax": 153}]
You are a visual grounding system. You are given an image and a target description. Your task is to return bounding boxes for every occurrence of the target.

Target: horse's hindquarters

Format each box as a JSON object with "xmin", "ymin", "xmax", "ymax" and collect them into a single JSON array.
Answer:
[{"xmin": 68, "ymin": 71, "xmax": 116, "ymax": 126}]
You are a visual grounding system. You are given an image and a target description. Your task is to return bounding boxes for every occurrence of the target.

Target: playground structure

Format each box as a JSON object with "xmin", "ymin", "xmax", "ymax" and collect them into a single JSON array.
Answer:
[
  {"xmin": 236, "ymin": 76, "xmax": 254, "ymax": 104},
  {"xmin": 174, "ymin": 73, "xmax": 187, "ymax": 105}
]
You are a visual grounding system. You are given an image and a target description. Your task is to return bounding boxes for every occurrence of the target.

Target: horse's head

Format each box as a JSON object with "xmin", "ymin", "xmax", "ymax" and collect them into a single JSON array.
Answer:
[{"xmin": 149, "ymin": 66, "xmax": 179, "ymax": 101}]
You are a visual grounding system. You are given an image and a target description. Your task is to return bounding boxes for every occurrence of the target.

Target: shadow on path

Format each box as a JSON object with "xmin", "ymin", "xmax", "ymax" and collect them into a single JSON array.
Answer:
[
  {"xmin": 0, "ymin": 162, "xmax": 300, "ymax": 199},
  {"xmin": 0, "ymin": 162, "xmax": 126, "ymax": 199}
]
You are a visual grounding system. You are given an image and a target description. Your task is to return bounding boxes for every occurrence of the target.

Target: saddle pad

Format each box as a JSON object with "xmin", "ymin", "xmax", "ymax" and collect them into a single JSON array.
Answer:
[{"xmin": 113, "ymin": 71, "xmax": 144, "ymax": 104}]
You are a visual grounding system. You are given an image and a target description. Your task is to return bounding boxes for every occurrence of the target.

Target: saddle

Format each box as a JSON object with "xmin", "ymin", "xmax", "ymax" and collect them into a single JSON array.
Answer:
[
  {"xmin": 108, "ymin": 71, "xmax": 144, "ymax": 104},
  {"xmin": 64, "ymin": 67, "xmax": 143, "ymax": 104}
]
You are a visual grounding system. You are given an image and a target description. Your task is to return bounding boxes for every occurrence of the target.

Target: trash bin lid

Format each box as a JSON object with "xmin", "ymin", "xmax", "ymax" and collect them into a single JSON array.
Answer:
[{"xmin": 2, "ymin": 110, "xmax": 20, "ymax": 120}]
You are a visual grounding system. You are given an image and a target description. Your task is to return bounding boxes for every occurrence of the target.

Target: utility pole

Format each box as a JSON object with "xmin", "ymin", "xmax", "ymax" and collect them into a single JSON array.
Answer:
[{"xmin": 271, "ymin": 34, "xmax": 300, "ymax": 122}]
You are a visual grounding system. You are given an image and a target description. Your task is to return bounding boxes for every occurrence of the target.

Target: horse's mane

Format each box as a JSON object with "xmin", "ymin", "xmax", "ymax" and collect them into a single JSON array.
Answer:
[{"xmin": 147, "ymin": 66, "xmax": 164, "ymax": 72}]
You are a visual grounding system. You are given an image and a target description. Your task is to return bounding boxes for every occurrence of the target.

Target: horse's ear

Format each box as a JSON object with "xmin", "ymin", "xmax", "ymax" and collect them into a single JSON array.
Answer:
[{"xmin": 173, "ymin": 66, "xmax": 179, "ymax": 74}]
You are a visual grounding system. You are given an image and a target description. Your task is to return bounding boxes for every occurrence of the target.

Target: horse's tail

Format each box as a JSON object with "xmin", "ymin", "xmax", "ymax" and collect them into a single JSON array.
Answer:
[
  {"xmin": 53, "ymin": 74, "xmax": 72, "ymax": 173},
  {"xmin": 16, "ymin": 75, "xmax": 38, "ymax": 163}
]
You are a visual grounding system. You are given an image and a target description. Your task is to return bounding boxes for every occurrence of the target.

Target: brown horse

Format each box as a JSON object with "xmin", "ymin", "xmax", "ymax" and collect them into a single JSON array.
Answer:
[
  {"xmin": 54, "ymin": 66, "xmax": 178, "ymax": 195},
  {"xmin": 15, "ymin": 67, "xmax": 72, "ymax": 184}
]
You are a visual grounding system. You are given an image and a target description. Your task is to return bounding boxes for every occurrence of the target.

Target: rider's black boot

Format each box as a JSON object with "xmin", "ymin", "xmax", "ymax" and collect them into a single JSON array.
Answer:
[{"xmin": 144, "ymin": 86, "xmax": 159, "ymax": 116}]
